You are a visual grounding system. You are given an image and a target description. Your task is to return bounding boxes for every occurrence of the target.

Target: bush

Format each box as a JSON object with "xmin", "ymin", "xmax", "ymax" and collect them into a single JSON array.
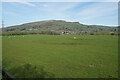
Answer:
[{"xmin": 2, "ymin": 30, "xmax": 60, "ymax": 36}]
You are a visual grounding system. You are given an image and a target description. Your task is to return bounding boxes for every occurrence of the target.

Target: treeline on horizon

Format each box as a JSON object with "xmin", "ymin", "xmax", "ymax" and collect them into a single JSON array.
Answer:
[
  {"xmin": 2, "ymin": 30, "xmax": 60, "ymax": 36},
  {"xmin": 1, "ymin": 30, "xmax": 118, "ymax": 36}
]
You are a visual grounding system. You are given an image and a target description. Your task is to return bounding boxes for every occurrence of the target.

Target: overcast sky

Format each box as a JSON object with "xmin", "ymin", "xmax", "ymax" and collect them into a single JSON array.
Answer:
[{"xmin": 2, "ymin": 2, "xmax": 118, "ymax": 27}]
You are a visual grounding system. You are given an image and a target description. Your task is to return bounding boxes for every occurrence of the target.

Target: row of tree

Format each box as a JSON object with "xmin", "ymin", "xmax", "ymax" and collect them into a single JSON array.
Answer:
[
  {"xmin": 1, "ymin": 30, "xmax": 119, "ymax": 36},
  {"xmin": 2, "ymin": 30, "xmax": 61, "ymax": 36}
]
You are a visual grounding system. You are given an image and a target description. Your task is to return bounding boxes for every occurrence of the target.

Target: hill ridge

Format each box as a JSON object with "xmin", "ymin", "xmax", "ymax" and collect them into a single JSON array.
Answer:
[{"xmin": 2, "ymin": 20, "xmax": 118, "ymax": 35}]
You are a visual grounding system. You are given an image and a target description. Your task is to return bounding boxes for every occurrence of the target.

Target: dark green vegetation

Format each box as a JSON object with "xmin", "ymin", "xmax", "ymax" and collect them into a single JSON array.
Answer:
[
  {"xmin": 2, "ymin": 35, "xmax": 118, "ymax": 78},
  {"xmin": 2, "ymin": 20, "xmax": 118, "ymax": 35}
]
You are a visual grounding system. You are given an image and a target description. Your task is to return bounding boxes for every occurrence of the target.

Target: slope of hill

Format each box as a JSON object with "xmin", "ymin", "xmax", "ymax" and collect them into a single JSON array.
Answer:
[
  {"xmin": 3, "ymin": 20, "xmax": 88, "ymax": 31},
  {"xmin": 2, "ymin": 20, "xmax": 118, "ymax": 35}
]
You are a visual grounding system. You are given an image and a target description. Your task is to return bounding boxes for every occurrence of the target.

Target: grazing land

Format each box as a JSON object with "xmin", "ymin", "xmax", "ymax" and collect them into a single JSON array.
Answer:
[{"xmin": 2, "ymin": 35, "xmax": 118, "ymax": 78}]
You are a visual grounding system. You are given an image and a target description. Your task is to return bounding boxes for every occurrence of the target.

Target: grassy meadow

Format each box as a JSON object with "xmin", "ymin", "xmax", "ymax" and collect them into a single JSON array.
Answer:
[{"xmin": 2, "ymin": 35, "xmax": 118, "ymax": 78}]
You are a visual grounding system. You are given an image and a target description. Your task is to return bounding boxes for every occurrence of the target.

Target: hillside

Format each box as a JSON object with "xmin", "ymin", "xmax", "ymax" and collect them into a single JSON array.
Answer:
[
  {"xmin": 2, "ymin": 20, "xmax": 118, "ymax": 35},
  {"xmin": 3, "ymin": 20, "xmax": 87, "ymax": 31}
]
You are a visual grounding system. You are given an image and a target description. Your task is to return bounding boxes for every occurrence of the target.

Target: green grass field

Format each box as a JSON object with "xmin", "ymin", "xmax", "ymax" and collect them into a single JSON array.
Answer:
[{"xmin": 2, "ymin": 35, "xmax": 118, "ymax": 78}]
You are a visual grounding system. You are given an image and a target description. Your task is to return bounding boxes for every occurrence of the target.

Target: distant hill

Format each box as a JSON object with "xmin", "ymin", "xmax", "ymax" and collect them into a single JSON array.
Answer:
[
  {"xmin": 2, "ymin": 20, "xmax": 117, "ymax": 31},
  {"xmin": 1, "ymin": 20, "xmax": 118, "ymax": 35}
]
